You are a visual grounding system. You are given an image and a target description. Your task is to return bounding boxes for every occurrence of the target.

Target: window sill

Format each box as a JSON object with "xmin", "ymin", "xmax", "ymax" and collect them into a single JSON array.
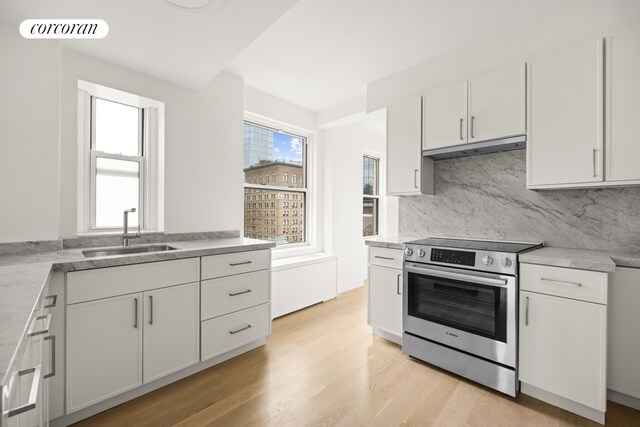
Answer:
[
  {"xmin": 77, "ymin": 230, "xmax": 164, "ymax": 237},
  {"xmin": 271, "ymin": 242, "xmax": 324, "ymax": 261}
]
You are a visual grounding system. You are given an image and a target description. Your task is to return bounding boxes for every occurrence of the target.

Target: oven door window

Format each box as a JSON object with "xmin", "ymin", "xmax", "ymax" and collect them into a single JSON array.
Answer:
[{"xmin": 407, "ymin": 271, "xmax": 507, "ymax": 342}]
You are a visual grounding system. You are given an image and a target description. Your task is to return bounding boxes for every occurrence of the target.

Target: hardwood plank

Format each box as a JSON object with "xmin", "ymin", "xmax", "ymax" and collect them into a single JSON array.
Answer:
[{"xmin": 74, "ymin": 285, "xmax": 640, "ymax": 427}]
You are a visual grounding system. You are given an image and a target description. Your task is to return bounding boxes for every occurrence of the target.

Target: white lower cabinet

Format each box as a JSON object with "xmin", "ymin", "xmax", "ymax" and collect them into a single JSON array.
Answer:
[
  {"xmin": 66, "ymin": 293, "xmax": 144, "ymax": 413},
  {"xmin": 143, "ymin": 283, "xmax": 200, "ymax": 383},
  {"xmin": 367, "ymin": 247, "xmax": 403, "ymax": 344},
  {"xmin": 519, "ymin": 263, "xmax": 607, "ymax": 423}
]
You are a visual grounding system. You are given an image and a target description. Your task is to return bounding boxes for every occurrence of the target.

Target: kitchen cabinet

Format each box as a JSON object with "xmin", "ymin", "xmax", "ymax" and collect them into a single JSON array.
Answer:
[
  {"xmin": 367, "ymin": 247, "xmax": 403, "ymax": 344},
  {"xmin": 607, "ymin": 267, "xmax": 640, "ymax": 405},
  {"xmin": 422, "ymin": 63, "xmax": 525, "ymax": 150},
  {"xmin": 66, "ymin": 293, "xmax": 143, "ymax": 413},
  {"xmin": 386, "ymin": 95, "xmax": 434, "ymax": 195},
  {"xmin": 527, "ymin": 39, "xmax": 604, "ymax": 188},
  {"xmin": 606, "ymin": 27, "xmax": 640, "ymax": 183},
  {"xmin": 519, "ymin": 263, "xmax": 607, "ymax": 424},
  {"xmin": 143, "ymin": 283, "xmax": 200, "ymax": 383}
]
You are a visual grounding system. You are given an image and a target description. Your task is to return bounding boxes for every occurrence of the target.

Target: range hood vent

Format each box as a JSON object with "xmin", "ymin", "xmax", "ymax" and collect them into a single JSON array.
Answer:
[{"xmin": 423, "ymin": 134, "xmax": 526, "ymax": 160}]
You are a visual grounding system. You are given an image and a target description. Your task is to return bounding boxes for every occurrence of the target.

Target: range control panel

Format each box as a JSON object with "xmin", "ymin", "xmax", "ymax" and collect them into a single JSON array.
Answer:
[
  {"xmin": 404, "ymin": 245, "xmax": 517, "ymax": 275},
  {"xmin": 430, "ymin": 248, "xmax": 475, "ymax": 266}
]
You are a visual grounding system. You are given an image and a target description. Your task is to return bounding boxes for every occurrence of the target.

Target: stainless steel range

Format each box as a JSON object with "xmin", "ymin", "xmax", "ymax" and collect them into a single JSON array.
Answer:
[{"xmin": 402, "ymin": 237, "xmax": 542, "ymax": 397}]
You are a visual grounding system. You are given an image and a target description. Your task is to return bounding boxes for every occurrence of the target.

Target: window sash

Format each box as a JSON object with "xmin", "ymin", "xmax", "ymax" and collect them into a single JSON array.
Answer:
[
  {"xmin": 90, "ymin": 150, "xmax": 145, "ymax": 231},
  {"xmin": 90, "ymin": 96, "xmax": 144, "ymax": 156}
]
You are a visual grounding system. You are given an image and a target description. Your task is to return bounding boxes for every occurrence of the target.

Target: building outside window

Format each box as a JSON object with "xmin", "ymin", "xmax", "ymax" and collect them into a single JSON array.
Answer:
[
  {"xmin": 243, "ymin": 121, "xmax": 308, "ymax": 245},
  {"xmin": 363, "ymin": 155, "xmax": 379, "ymax": 236}
]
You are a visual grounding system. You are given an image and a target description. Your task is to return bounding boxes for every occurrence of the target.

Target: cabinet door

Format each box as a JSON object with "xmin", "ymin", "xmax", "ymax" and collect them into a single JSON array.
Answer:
[
  {"xmin": 527, "ymin": 39, "xmax": 604, "ymax": 187},
  {"xmin": 468, "ymin": 63, "xmax": 526, "ymax": 142},
  {"xmin": 608, "ymin": 267, "xmax": 640, "ymax": 399},
  {"xmin": 519, "ymin": 291, "xmax": 606, "ymax": 411},
  {"xmin": 66, "ymin": 293, "xmax": 143, "ymax": 413},
  {"xmin": 143, "ymin": 283, "xmax": 200, "ymax": 383},
  {"xmin": 387, "ymin": 95, "xmax": 423, "ymax": 195},
  {"xmin": 423, "ymin": 81, "xmax": 468, "ymax": 149},
  {"xmin": 368, "ymin": 265, "xmax": 402, "ymax": 338},
  {"xmin": 606, "ymin": 28, "xmax": 640, "ymax": 182}
]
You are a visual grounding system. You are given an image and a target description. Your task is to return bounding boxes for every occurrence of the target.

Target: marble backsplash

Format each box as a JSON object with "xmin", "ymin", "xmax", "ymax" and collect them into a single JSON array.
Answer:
[{"xmin": 398, "ymin": 150, "xmax": 640, "ymax": 253}]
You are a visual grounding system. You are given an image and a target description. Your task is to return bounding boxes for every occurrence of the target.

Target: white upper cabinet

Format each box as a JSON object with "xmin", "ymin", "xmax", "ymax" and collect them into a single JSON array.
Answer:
[
  {"xmin": 527, "ymin": 39, "xmax": 604, "ymax": 188},
  {"xmin": 468, "ymin": 63, "xmax": 526, "ymax": 142},
  {"xmin": 387, "ymin": 95, "xmax": 433, "ymax": 195},
  {"xmin": 423, "ymin": 82, "xmax": 468, "ymax": 150},
  {"xmin": 606, "ymin": 27, "xmax": 640, "ymax": 183}
]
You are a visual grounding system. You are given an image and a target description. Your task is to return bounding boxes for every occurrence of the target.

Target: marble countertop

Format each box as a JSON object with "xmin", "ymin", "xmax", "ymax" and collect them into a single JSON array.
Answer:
[
  {"xmin": 0, "ymin": 237, "xmax": 275, "ymax": 384},
  {"xmin": 365, "ymin": 236, "xmax": 421, "ymax": 250},
  {"xmin": 520, "ymin": 246, "xmax": 640, "ymax": 272}
]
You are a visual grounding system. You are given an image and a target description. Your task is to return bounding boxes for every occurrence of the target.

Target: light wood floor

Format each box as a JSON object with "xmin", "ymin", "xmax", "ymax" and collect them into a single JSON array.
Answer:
[{"xmin": 75, "ymin": 285, "xmax": 640, "ymax": 427}]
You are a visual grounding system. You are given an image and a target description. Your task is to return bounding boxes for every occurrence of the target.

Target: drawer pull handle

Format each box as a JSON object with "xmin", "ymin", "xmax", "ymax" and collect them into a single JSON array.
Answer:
[
  {"xmin": 374, "ymin": 256, "xmax": 394, "ymax": 261},
  {"xmin": 540, "ymin": 278, "xmax": 582, "ymax": 288},
  {"xmin": 229, "ymin": 289, "xmax": 252, "ymax": 297},
  {"xmin": 229, "ymin": 261, "xmax": 252, "ymax": 267},
  {"xmin": 44, "ymin": 335, "xmax": 56, "ymax": 379},
  {"xmin": 44, "ymin": 294, "xmax": 57, "ymax": 308},
  {"xmin": 5, "ymin": 365, "xmax": 41, "ymax": 417},
  {"xmin": 229, "ymin": 324, "xmax": 252, "ymax": 335},
  {"xmin": 27, "ymin": 314, "xmax": 51, "ymax": 337}
]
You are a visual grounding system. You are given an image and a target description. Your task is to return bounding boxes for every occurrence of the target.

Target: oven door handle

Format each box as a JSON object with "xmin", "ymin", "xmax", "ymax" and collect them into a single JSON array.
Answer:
[{"xmin": 405, "ymin": 265, "xmax": 508, "ymax": 288}]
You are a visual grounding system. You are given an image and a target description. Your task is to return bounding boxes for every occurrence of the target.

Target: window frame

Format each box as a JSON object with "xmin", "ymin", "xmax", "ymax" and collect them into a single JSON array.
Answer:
[
  {"xmin": 363, "ymin": 154, "xmax": 380, "ymax": 237},
  {"xmin": 242, "ymin": 116, "xmax": 312, "ymax": 249}
]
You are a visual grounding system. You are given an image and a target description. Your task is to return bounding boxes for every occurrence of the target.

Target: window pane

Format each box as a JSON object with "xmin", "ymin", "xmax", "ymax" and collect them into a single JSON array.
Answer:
[
  {"xmin": 243, "ymin": 122, "xmax": 305, "ymax": 188},
  {"xmin": 94, "ymin": 98, "xmax": 140, "ymax": 156},
  {"xmin": 244, "ymin": 188, "xmax": 305, "ymax": 244},
  {"xmin": 95, "ymin": 157, "xmax": 139, "ymax": 228},
  {"xmin": 363, "ymin": 156, "xmax": 378, "ymax": 195},
  {"xmin": 363, "ymin": 197, "xmax": 378, "ymax": 236}
]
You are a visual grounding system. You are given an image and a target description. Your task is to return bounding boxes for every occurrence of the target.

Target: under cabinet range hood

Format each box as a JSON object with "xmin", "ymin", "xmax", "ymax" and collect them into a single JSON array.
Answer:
[{"xmin": 422, "ymin": 134, "xmax": 526, "ymax": 160}]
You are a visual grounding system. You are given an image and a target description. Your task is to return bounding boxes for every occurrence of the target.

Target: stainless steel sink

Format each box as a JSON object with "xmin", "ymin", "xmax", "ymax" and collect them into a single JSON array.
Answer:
[{"xmin": 82, "ymin": 244, "xmax": 178, "ymax": 258}]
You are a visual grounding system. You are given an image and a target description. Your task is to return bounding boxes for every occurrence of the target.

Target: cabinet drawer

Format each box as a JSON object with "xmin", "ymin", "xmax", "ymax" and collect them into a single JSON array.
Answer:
[
  {"xmin": 67, "ymin": 258, "xmax": 200, "ymax": 305},
  {"xmin": 368, "ymin": 247, "xmax": 403, "ymax": 270},
  {"xmin": 520, "ymin": 263, "xmax": 607, "ymax": 304},
  {"xmin": 201, "ymin": 270, "xmax": 270, "ymax": 320},
  {"xmin": 201, "ymin": 303, "xmax": 271, "ymax": 361},
  {"xmin": 201, "ymin": 250, "xmax": 270, "ymax": 280}
]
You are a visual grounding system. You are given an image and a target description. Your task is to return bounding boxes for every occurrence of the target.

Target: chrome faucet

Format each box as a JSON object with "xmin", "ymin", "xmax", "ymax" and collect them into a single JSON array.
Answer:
[{"xmin": 122, "ymin": 208, "xmax": 140, "ymax": 247}]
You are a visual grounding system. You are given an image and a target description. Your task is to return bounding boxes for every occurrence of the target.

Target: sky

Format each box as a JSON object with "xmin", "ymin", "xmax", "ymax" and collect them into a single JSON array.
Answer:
[{"xmin": 273, "ymin": 131, "xmax": 303, "ymax": 164}]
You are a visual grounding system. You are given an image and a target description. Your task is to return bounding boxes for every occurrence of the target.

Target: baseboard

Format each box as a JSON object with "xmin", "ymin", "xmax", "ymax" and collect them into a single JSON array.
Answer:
[
  {"xmin": 371, "ymin": 327, "xmax": 402, "ymax": 345},
  {"xmin": 50, "ymin": 338, "xmax": 266, "ymax": 427},
  {"xmin": 521, "ymin": 382, "xmax": 605, "ymax": 424},
  {"xmin": 608, "ymin": 389, "xmax": 640, "ymax": 411}
]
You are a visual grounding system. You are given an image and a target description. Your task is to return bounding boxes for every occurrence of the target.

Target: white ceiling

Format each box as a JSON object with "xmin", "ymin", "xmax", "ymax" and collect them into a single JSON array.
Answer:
[
  {"xmin": 2, "ymin": 0, "xmax": 575, "ymax": 112},
  {"xmin": 0, "ymin": 0, "xmax": 299, "ymax": 89},
  {"xmin": 226, "ymin": 0, "xmax": 571, "ymax": 111}
]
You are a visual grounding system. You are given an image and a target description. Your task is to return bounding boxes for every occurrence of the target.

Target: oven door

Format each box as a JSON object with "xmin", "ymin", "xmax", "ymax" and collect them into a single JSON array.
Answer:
[{"xmin": 403, "ymin": 262, "xmax": 517, "ymax": 367}]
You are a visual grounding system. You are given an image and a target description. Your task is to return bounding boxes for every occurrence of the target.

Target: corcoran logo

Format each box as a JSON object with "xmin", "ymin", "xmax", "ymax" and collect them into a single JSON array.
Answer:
[
  {"xmin": 446, "ymin": 331, "xmax": 459, "ymax": 338},
  {"xmin": 19, "ymin": 19, "xmax": 109, "ymax": 39}
]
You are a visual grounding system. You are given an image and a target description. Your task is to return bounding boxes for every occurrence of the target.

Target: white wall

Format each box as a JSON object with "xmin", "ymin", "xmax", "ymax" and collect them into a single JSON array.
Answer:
[
  {"xmin": 0, "ymin": 24, "xmax": 61, "ymax": 243},
  {"xmin": 324, "ymin": 122, "xmax": 366, "ymax": 293},
  {"xmin": 59, "ymin": 50, "xmax": 244, "ymax": 237},
  {"xmin": 367, "ymin": 0, "xmax": 640, "ymax": 111}
]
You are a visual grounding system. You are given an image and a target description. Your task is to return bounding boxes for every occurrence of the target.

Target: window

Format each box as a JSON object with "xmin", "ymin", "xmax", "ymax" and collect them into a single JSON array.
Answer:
[
  {"xmin": 363, "ymin": 155, "xmax": 379, "ymax": 236},
  {"xmin": 243, "ymin": 119, "xmax": 308, "ymax": 245},
  {"xmin": 78, "ymin": 81, "xmax": 163, "ymax": 233}
]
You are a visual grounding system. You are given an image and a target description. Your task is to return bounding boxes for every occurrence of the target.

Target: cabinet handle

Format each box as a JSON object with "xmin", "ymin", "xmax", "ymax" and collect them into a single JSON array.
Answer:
[
  {"xmin": 229, "ymin": 261, "xmax": 252, "ymax": 267},
  {"xmin": 229, "ymin": 324, "xmax": 252, "ymax": 335},
  {"xmin": 593, "ymin": 148, "xmax": 598, "ymax": 177},
  {"xmin": 397, "ymin": 274, "xmax": 402, "ymax": 295},
  {"xmin": 459, "ymin": 118, "xmax": 464, "ymax": 140},
  {"xmin": 229, "ymin": 289, "xmax": 252, "ymax": 297},
  {"xmin": 6, "ymin": 365, "xmax": 41, "ymax": 417},
  {"xmin": 471, "ymin": 116, "xmax": 475, "ymax": 139},
  {"xmin": 414, "ymin": 169, "xmax": 419, "ymax": 189},
  {"xmin": 44, "ymin": 294, "xmax": 57, "ymax": 308},
  {"xmin": 525, "ymin": 296, "xmax": 529, "ymax": 326},
  {"xmin": 149, "ymin": 295, "xmax": 153, "ymax": 325},
  {"xmin": 27, "ymin": 314, "xmax": 51, "ymax": 337},
  {"xmin": 374, "ymin": 255, "xmax": 394, "ymax": 261},
  {"xmin": 540, "ymin": 278, "xmax": 582, "ymax": 288},
  {"xmin": 133, "ymin": 298, "xmax": 138, "ymax": 329},
  {"xmin": 44, "ymin": 335, "xmax": 56, "ymax": 379}
]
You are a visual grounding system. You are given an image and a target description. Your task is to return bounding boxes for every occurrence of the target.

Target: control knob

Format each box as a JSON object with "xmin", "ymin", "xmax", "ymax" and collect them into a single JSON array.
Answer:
[
  {"xmin": 503, "ymin": 257, "xmax": 513, "ymax": 268},
  {"xmin": 482, "ymin": 255, "xmax": 494, "ymax": 266},
  {"xmin": 404, "ymin": 247, "xmax": 414, "ymax": 257},
  {"xmin": 418, "ymin": 249, "xmax": 426, "ymax": 258}
]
